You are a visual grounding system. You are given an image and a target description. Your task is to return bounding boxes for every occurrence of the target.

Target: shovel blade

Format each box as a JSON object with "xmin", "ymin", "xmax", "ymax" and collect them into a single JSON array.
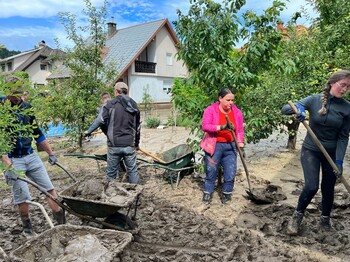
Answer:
[{"xmin": 244, "ymin": 190, "xmax": 273, "ymax": 205}]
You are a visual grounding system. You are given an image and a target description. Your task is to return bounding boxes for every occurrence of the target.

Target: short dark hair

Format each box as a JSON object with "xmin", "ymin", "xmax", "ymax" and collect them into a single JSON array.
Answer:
[
  {"xmin": 101, "ymin": 91, "xmax": 110, "ymax": 98},
  {"xmin": 218, "ymin": 88, "xmax": 233, "ymax": 99}
]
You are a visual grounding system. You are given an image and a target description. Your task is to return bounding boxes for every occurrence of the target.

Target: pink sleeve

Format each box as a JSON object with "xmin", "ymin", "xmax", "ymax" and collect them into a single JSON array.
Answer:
[
  {"xmin": 233, "ymin": 106, "xmax": 245, "ymax": 143},
  {"xmin": 202, "ymin": 104, "xmax": 218, "ymax": 133}
]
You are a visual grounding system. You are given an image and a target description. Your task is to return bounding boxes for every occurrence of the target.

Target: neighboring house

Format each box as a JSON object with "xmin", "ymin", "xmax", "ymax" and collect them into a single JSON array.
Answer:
[
  {"xmin": 48, "ymin": 18, "xmax": 188, "ymax": 104},
  {"xmin": 0, "ymin": 41, "xmax": 65, "ymax": 87}
]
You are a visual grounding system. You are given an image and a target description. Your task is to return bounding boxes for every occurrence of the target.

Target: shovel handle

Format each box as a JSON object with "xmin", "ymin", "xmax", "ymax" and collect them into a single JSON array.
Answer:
[
  {"xmin": 225, "ymin": 116, "xmax": 252, "ymax": 191},
  {"xmin": 55, "ymin": 162, "xmax": 77, "ymax": 182},
  {"xmin": 138, "ymin": 148, "xmax": 165, "ymax": 163},
  {"xmin": 288, "ymin": 101, "xmax": 350, "ymax": 193}
]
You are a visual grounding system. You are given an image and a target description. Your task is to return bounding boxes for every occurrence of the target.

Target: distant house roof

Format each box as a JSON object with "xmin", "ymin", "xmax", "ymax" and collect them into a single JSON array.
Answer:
[
  {"xmin": 48, "ymin": 18, "xmax": 179, "ymax": 80},
  {"xmin": 0, "ymin": 42, "xmax": 65, "ymax": 72}
]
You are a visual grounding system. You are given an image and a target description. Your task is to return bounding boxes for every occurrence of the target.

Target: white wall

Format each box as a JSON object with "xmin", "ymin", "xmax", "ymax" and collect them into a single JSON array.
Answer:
[
  {"xmin": 129, "ymin": 74, "xmax": 173, "ymax": 103},
  {"xmin": 155, "ymin": 27, "xmax": 188, "ymax": 78}
]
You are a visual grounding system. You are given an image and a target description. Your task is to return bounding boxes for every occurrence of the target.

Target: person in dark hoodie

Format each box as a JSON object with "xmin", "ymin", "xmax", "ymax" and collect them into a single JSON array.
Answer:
[
  {"xmin": 100, "ymin": 82, "xmax": 140, "ymax": 184},
  {"xmin": 281, "ymin": 69, "xmax": 350, "ymax": 234},
  {"xmin": 1, "ymin": 77, "xmax": 65, "ymax": 238}
]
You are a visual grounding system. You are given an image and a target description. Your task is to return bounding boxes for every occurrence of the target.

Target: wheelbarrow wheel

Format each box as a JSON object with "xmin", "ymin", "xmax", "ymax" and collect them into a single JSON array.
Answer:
[{"xmin": 103, "ymin": 212, "xmax": 137, "ymax": 230}]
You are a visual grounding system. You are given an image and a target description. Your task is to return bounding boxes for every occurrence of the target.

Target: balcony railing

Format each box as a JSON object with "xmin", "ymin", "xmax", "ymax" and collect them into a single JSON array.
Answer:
[{"xmin": 135, "ymin": 61, "xmax": 156, "ymax": 73}]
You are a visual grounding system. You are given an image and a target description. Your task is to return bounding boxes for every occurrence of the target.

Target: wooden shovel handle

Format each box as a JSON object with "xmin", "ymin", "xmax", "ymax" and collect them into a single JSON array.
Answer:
[
  {"xmin": 288, "ymin": 101, "xmax": 350, "ymax": 193},
  {"xmin": 225, "ymin": 115, "xmax": 252, "ymax": 191},
  {"xmin": 138, "ymin": 148, "xmax": 165, "ymax": 163}
]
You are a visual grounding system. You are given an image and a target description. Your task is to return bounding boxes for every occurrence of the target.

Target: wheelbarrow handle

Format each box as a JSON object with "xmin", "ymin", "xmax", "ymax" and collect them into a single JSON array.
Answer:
[
  {"xmin": 138, "ymin": 148, "xmax": 165, "ymax": 163},
  {"xmin": 55, "ymin": 162, "xmax": 77, "ymax": 182}
]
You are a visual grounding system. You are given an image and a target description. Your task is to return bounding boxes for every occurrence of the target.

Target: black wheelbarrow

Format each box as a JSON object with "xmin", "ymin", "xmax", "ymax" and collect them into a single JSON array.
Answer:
[
  {"xmin": 140, "ymin": 144, "xmax": 195, "ymax": 188},
  {"xmin": 18, "ymin": 176, "xmax": 143, "ymax": 233}
]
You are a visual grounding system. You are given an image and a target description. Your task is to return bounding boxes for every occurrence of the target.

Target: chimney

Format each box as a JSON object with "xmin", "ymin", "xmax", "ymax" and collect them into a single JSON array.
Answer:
[
  {"xmin": 37, "ymin": 40, "xmax": 46, "ymax": 48},
  {"xmin": 107, "ymin": 17, "xmax": 117, "ymax": 38}
]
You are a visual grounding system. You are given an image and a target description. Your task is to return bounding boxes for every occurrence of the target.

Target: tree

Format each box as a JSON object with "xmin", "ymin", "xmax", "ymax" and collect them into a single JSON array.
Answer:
[
  {"xmin": 34, "ymin": 0, "xmax": 116, "ymax": 148},
  {"xmin": 172, "ymin": 0, "xmax": 288, "ymax": 144},
  {"xmin": 0, "ymin": 74, "xmax": 33, "ymax": 173},
  {"xmin": 0, "ymin": 45, "xmax": 20, "ymax": 59}
]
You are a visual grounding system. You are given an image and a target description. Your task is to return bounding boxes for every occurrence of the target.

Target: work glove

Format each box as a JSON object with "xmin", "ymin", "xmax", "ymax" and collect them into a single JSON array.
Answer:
[
  {"xmin": 83, "ymin": 131, "xmax": 92, "ymax": 138},
  {"xmin": 295, "ymin": 104, "xmax": 306, "ymax": 122},
  {"xmin": 239, "ymin": 147, "xmax": 246, "ymax": 158},
  {"xmin": 220, "ymin": 122, "xmax": 234, "ymax": 131},
  {"xmin": 4, "ymin": 170, "xmax": 18, "ymax": 186},
  {"xmin": 48, "ymin": 155, "xmax": 58, "ymax": 165},
  {"xmin": 334, "ymin": 160, "xmax": 343, "ymax": 177}
]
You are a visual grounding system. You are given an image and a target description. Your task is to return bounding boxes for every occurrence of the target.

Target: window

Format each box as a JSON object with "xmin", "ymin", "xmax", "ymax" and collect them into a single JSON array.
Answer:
[
  {"xmin": 166, "ymin": 53, "xmax": 173, "ymax": 66},
  {"xmin": 7, "ymin": 62, "xmax": 12, "ymax": 71},
  {"xmin": 163, "ymin": 80, "xmax": 172, "ymax": 93},
  {"xmin": 40, "ymin": 64, "xmax": 47, "ymax": 70},
  {"xmin": 1, "ymin": 64, "xmax": 5, "ymax": 72}
]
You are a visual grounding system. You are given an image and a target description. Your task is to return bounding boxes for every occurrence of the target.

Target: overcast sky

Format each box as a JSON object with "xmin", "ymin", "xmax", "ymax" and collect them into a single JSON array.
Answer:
[{"xmin": 0, "ymin": 0, "xmax": 318, "ymax": 52}]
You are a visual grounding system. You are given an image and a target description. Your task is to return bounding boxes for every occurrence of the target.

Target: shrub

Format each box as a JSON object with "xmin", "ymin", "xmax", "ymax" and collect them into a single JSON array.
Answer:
[{"xmin": 144, "ymin": 116, "xmax": 161, "ymax": 128}]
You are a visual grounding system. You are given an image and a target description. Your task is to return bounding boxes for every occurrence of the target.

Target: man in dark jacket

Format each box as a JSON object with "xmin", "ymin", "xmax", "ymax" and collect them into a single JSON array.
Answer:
[
  {"xmin": 100, "ymin": 82, "xmax": 140, "ymax": 184},
  {"xmin": 1, "ymin": 79, "xmax": 65, "ymax": 237}
]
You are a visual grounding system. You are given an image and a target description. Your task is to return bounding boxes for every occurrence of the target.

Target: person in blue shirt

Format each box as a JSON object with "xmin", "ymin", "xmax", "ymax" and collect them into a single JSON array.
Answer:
[
  {"xmin": 281, "ymin": 70, "xmax": 350, "ymax": 234},
  {"xmin": 1, "ymin": 77, "xmax": 65, "ymax": 237}
]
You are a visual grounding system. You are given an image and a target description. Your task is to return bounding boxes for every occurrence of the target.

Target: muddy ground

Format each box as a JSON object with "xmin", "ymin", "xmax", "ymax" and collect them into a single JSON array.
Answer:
[{"xmin": 1, "ymin": 125, "xmax": 350, "ymax": 261}]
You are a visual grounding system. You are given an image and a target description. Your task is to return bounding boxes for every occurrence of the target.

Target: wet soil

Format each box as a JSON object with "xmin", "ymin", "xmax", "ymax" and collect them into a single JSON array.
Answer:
[{"xmin": 1, "ymin": 126, "xmax": 350, "ymax": 261}]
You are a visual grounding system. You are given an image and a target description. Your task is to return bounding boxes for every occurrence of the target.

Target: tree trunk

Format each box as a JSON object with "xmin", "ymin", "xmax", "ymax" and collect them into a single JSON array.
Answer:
[{"xmin": 286, "ymin": 121, "xmax": 300, "ymax": 149}]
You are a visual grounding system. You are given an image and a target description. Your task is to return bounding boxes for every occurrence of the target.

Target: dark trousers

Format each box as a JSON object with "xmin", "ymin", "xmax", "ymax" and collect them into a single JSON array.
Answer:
[{"xmin": 296, "ymin": 147, "xmax": 337, "ymax": 216}]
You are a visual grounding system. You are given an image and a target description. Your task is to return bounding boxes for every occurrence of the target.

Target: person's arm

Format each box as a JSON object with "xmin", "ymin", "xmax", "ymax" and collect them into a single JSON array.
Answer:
[
  {"xmin": 85, "ymin": 106, "xmax": 104, "ymax": 135},
  {"xmin": 100, "ymin": 103, "xmax": 109, "ymax": 135},
  {"xmin": 1, "ymin": 154, "xmax": 11, "ymax": 167},
  {"xmin": 202, "ymin": 104, "xmax": 219, "ymax": 133},
  {"xmin": 135, "ymin": 110, "xmax": 141, "ymax": 148}
]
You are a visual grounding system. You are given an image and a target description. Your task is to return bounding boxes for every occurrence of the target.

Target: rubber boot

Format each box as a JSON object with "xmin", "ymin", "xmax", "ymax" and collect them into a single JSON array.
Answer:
[
  {"xmin": 221, "ymin": 193, "xmax": 232, "ymax": 204},
  {"xmin": 53, "ymin": 209, "xmax": 66, "ymax": 225},
  {"xmin": 202, "ymin": 192, "xmax": 212, "ymax": 204},
  {"xmin": 287, "ymin": 210, "xmax": 303, "ymax": 235},
  {"xmin": 320, "ymin": 215, "xmax": 331, "ymax": 231},
  {"xmin": 21, "ymin": 219, "xmax": 34, "ymax": 238}
]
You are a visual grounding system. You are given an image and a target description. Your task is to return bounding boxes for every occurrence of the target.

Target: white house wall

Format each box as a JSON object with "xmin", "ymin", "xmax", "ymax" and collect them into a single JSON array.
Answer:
[
  {"xmin": 155, "ymin": 27, "xmax": 188, "ymax": 78},
  {"xmin": 26, "ymin": 60, "xmax": 63, "ymax": 86},
  {"xmin": 128, "ymin": 74, "xmax": 173, "ymax": 104}
]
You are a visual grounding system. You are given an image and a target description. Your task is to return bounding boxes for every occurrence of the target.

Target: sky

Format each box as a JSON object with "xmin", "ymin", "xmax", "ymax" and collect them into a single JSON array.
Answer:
[{"xmin": 0, "ymin": 0, "xmax": 318, "ymax": 52}]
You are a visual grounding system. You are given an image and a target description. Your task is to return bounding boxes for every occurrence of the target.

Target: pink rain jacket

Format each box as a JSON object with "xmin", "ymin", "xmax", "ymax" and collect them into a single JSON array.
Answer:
[{"xmin": 200, "ymin": 102, "xmax": 245, "ymax": 156}]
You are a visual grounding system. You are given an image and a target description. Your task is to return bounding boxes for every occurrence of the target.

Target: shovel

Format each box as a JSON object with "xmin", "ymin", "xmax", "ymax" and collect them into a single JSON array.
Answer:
[
  {"xmin": 225, "ymin": 116, "xmax": 273, "ymax": 204},
  {"xmin": 288, "ymin": 101, "xmax": 350, "ymax": 193}
]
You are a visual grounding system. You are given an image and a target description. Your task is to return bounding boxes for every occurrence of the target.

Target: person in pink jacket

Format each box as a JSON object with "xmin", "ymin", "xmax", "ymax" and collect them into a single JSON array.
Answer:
[{"xmin": 200, "ymin": 88, "xmax": 245, "ymax": 204}]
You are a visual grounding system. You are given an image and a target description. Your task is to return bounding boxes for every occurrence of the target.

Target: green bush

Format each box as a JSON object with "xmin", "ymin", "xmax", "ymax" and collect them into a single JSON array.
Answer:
[
  {"xmin": 144, "ymin": 116, "xmax": 161, "ymax": 128},
  {"xmin": 166, "ymin": 115, "xmax": 192, "ymax": 127}
]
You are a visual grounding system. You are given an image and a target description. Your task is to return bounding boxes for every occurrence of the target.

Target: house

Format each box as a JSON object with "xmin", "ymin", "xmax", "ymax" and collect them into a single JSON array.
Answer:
[
  {"xmin": 0, "ymin": 41, "xmax": 65, "ymax": 87},
  {"xmin": 48, "ymin": 18, "xmax": 188, "ymax": 104}
]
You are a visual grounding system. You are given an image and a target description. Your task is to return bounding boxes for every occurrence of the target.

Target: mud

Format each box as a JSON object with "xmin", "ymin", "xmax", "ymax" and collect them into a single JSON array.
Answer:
[
  {"xmin": 1, "ymin": 126, "xmax": 350, "ymax": 261},
  {"xmin": 10, "ymin": 225, "xmax": 132, "ymax": 262}
]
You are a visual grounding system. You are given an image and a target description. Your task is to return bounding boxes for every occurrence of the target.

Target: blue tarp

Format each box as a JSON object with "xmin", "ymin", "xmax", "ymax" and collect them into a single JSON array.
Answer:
[{"xmin": 42, "ymin": 123, "xmax": 68, "ymax": 137}]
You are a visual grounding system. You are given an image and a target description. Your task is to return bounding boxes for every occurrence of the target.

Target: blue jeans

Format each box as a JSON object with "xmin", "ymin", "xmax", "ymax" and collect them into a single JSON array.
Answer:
[
  {"xmin": 106, "ymin": 146, "xmax": 139, "ymax": 184},
  {"xmin": 296, "ymin": 147, "xmax": 337, "ymax": 216},
  {"xmin": 204, "ymin": 142, "xmax": 237, "ymax": 194}
]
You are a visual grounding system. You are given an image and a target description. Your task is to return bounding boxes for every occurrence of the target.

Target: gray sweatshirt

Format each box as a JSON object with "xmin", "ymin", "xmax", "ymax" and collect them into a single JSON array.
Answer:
[{"xmin": 281, "ymin": 94, "xmax": 350, "ymax": 161}]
